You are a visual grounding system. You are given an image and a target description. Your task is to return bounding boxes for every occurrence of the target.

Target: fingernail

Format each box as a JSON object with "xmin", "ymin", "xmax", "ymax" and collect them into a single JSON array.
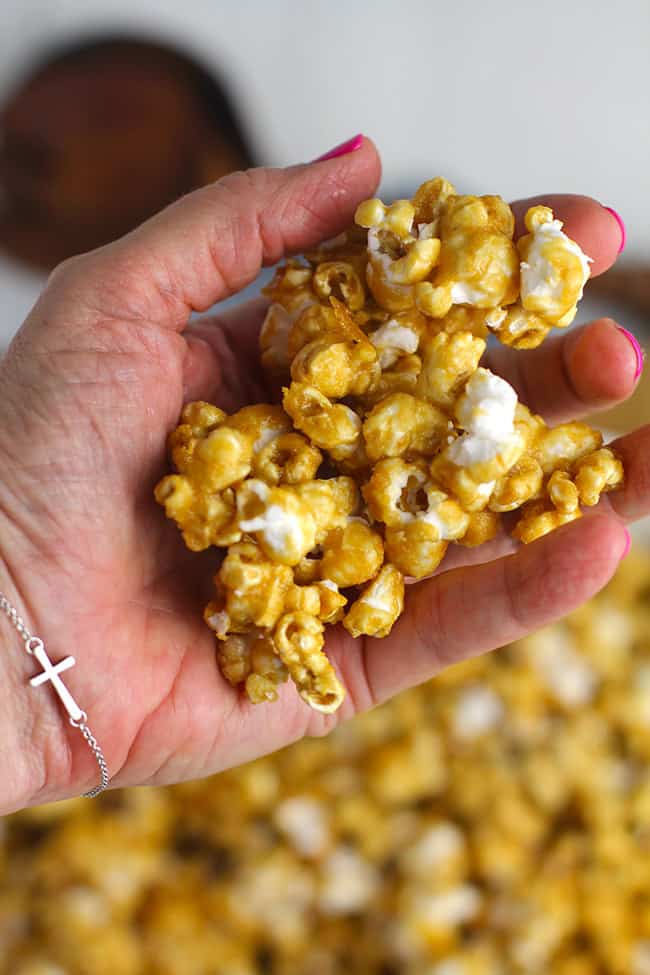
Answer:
[
  {"xmin": 615, "ymin": 324, "xmax": 644, "ymax": 380},
  {"xmin": 314, "ymin": 134, "xmax": 364, "ymax": 162},
  {"xmin": 603, "ymin": 205, "xmax": 626, "ymax": 254},
  {"xmin": 621, "ymin": 528, "xmax": 632, "ymax": 560}
]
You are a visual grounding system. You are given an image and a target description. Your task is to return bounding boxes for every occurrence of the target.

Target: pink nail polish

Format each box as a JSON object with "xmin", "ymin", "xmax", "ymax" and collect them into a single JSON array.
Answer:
[
  {"xmin": 621, "ymin": 528, "xmax": 632, "ymax": 560},
  {"xmin": 616, "ymin": 324, "xmax": 644, "ymax": 380},
  {"xmin": 314, "ymin": 134, "xmax": 364, "ymax": 162},
  {"xmin": 603, "ymin": 205, "xmax": 626, "ymax": 254}
]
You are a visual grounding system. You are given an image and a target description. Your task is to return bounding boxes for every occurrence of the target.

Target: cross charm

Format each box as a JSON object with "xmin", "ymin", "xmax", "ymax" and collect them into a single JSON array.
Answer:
[{"xmin": 29, "ymin": 642, "xmax": 85, "ymax": 723}]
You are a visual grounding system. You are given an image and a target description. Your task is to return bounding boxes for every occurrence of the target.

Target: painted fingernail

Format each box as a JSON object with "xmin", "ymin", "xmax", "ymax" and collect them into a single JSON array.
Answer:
[
  {"xmin": 314, "ymin": 134, "xmax": 364, "ymax": 162},
  {"xmin": 616, "ymin": 324, "xmax": 644, "ymax": 381},
  {"xmin": 621, "ymin": 528, "xmax": 632, "ymax": 560},
  {"xmin": 603, "ymin": 205, "xmax": 626, "ymax": 254}
]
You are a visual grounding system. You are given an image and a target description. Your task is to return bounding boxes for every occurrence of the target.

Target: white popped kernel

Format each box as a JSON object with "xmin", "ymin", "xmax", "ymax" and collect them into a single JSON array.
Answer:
[
  {"xmin": 632, "ymin": 941, "xmax": 650, "ymax": 975},
  {"xmin": 529, "ymin": 628, "xmax": 597, "ymax": 707},
  {"xmin": 402, "ymin": 822, "xmax": 465, "ymax": 874},
  {"xmin": 415, "ymin": 885, "xmax": 482, "ymax": 928},
  {"xmin": 633, "ymin": 665, "xmax": 650, "ymax": 727},
  {"xmin": 417, "ymin": 221, "xmax": 437, "ymax": 240},
  {"xmin": 448, "ymin": 368, "xmax": 518, "ymax": 468},
  {"xmin": 485, "ymin": 307, "xmax": 507, "ymax": 330},
  {"xmin": 319, "ymin": 847, "xmax": 379, "ymax": 915},
  {"xmin": 261, "ymin": 298, "xmax": 314, "ymax": 367},
  {"xmin": 320, "ymin": 579, "xmax": 339, "ymax": 592},
  {"xmin": 361, "ymin": 596, "xmax": 390, "ymax": 613},
  {"xmin": 521, "ymin": 218, "xmax": 592, "ymax": 306},
  {"xmin": 450, "ymin": 281, "xmax": 487, "ymax": 306},
  {"xmin": 274, "ymin": 797, "xmax": 330, "ymax": 858},
  {"xmin": 239, "ymin": 504, "xmax": 303, "ymax": 554},
  {"xmin": 454, "ymin": 686, "xmax": 504, "ymax": 739},
  {"xmin": 370, "ymin": 319, "xmax": 420, "ymax": 368},
  {"xmin": 430, "ymin": 962, "xmax": 465, "ymax": 975},
  {"xmin": 63, "ymin": 886, "xmax": 109, "ymax": 925},
  {"xmin": 253, "ymin": 425, "xmax": 283, "ymax": 455},
  {"xmin": 206, "ymin": 610, "xmax": 229, "ymax": 637}
]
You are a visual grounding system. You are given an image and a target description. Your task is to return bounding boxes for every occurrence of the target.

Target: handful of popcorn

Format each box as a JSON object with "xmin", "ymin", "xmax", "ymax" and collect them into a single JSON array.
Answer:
[{"xmin": 155, "ymin": 177, "xmax": 623, "ymax": 714}]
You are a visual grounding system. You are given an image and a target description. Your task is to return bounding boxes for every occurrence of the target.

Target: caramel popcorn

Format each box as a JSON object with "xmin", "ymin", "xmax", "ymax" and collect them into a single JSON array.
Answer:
[{"xmin": 155, "ymin": 177, "xmax": 623, "ymax": 712}]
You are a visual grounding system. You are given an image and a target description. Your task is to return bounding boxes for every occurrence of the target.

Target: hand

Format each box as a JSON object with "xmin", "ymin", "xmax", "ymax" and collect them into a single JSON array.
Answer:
[{"xmin": 0, "ymin": 139, "xmax": 643, "ymax": 813}]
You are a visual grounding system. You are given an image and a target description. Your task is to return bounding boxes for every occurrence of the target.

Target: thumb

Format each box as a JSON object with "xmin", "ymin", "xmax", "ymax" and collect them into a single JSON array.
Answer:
[{"xmin": 34, "ymin": 137, "xmax": 381, "ymax": 337}]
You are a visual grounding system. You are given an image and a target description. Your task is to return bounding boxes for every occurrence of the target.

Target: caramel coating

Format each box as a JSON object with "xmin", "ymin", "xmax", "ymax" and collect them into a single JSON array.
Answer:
[
  {"xmin": 154, "ymin": 176, "xmax": 623, "ymax": 714},
  {"xmin": 283, "ymin": 382, "xmax": 362, "ymax": 451},
  {"xmin": 343, "ymin": 564, "xmax": 405, "ymax": 638},
  {"xmin": 320, "ymin": 520, "xmax": 384, "ymax": 588},
  {"xmin": 363, "ymin": 393, "xmax": 448, "ymax": 462},
  {"xmin": 274, "ymin": 612, "xmax": 345, "ymax": 713}
]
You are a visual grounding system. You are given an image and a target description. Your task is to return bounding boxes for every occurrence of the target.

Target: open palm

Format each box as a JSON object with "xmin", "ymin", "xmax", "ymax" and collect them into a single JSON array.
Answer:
[{"xmin": 0, "ymin": 141, "xmax": 645, "ymax": 813}]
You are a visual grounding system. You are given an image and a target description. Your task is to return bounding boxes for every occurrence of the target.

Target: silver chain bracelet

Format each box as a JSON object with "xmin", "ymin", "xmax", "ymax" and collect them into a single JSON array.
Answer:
[{"xmin": 0, "ymin": 591, "xmax": 109, "ymax": 798}]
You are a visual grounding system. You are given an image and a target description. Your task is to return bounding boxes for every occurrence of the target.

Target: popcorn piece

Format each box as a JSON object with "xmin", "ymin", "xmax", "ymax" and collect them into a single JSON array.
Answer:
[
  {"xmin": 414, "ymin": 192, "xmax": 519, "ymax": 319},
  {"xmin": 319, "ymin": 519, "xmax": 384, "ymax": 588},
  {"xmin": 356, "ymin": 197, "xmax": 442, "ymax": 311},
  {"xmin": 368, "ymin": 312, "xmax": 424, "ymax": 369},
  {"xmin": 172, "ymin": 422, "xmax": 253, "ymax": 493},
  {"xmin": 285, "ymin": 580, "xmax": 347, "ymax": 623},
  {"xmin": 363, "ymin": 458, "xmax": 469, "ymax": 577},
  {"xmin": 548, "ymin": 469, "xmax": 580, "ymax": 515},
  {"xmin": 319, "ymin": 846, "xmax": 380, "ymax": 915},
  {"xmin": 155, "ymin": 477, "xmax": 239, "ymax": 551},
  {"xmin": 253, "ymin": 432, "xmax": 322, "ymax": 486},
  {"xmin": 431, "ymin": 369, "xmax": 524, "ymax": 506},
  {"xmin": 283, "ymin": 382, "xmax": 362, "ymax": 451},
  {"xmin": 274, "ymin": 796, "xmax": 331, "ymax": 858},
  {"xmin": 215, "ymin": 632, "xmax": 253, "ymax": 686},
  {"xmin": 312, "ymin": 261, "xmax": 366, "ymax": 311},
  {"xmin": 574, "ymin": 448, "xmax": 624, "ymax": 506},
  {"xmin": 215, "ymin": 630, "xmax": 289, "ymax": 703},
  {"xmin": 343, "ymin": 564, "xmax": 405, "ymax": 638},
  {"xmin": 519, "ymin": 206, "xmax": 592, "ymax": 327},
  {"xmin": 293, "ymin": 476, "xmax": 359, "ymax": 542},
  {"xmin": 286, "ymin": 301, "xmax": 343, "ymax": 359},
  {"xmin": 532, "ymin": 422, "xmax": 603, "ymax": 474},
  {"xmin": 274, "ymin": 612, "xmax": 345, "ymax": 713},
  {"xmin": 453, "ymin": 686, "xmax": 503, "ymax": 739},
  {"xmin": 260, "ymin": 262, "xmax": 317, "ymax": 374},
  {"xmin": 237, "ymin": 479, "xmax": 316, "ymax": 566},
  {"xmin": 417, "ymin": 330, "xmax": 486, "ymax": 408},
  {"xmin": 512, "ymin": 500, "xmax": 582, "ymax": 544},
  {"xmin": 490, "ymin": 456, "xmax": 544, "ymax": 512},
  {"xmin": 363, "ymin": 393, "xmax": 448, "ymax": 462},
  {"xmin": 358, "ymin": 353, "xmax": 422, "ymax": 407},
  {"xmin": 227, "ymin": 403, "xmax": 292, "ymax": 454},
  {"xmin": 246, "ymin": 633, "xmax": 290, "ymax": 704},
  {"xmin": 207, "ymin": 541, "xmax": 294, "ymax": 632},
  {"xmin": 457, "ymin": 509, "xmax": 499, "ymax": 548},
  {"xmin": 384, "ymin": 521, "xmax": 449, "ymax": 579},
  {"xmin": 290, "ymin": 330, "xmax": 378, "ymax": 398}
]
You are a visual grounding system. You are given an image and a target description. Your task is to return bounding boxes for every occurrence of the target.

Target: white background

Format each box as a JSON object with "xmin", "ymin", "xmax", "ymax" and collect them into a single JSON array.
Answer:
[{"xmin": 0, "ymin": 0, "xmax": 648, "ymax": 346}]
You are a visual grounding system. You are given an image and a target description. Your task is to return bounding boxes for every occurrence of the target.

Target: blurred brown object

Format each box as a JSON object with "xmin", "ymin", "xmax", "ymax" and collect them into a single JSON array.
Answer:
[{"xmin": 0, "ymin": 36, "xmax": 254, "ymax": 270}]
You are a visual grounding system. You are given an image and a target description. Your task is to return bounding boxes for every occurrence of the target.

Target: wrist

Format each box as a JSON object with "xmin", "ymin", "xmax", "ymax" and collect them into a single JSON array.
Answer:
[{"xmin": 0, "ymin": 560, "xmax": 73, "ymax": 813}]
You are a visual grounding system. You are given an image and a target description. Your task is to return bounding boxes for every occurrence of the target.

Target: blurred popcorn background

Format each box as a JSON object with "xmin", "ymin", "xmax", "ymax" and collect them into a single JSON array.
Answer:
[{"xmin": 0, "ymin": 2, "xmax": 649, "ymax": 973}]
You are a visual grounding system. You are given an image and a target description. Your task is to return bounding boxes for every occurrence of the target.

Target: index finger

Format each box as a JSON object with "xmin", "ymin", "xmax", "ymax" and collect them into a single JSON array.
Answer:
[{"xmin": 511, "ymin": 194, "xmax": 625, "ymax": 277}]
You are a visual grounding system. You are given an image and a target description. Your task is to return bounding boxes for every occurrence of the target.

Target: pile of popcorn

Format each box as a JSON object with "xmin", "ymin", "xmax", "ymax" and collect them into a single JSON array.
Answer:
[
  {"xmin": 155, "ymin": 177, "xmax": 623, "ymax": 713},
  {"xmin": 2, "ymin": 550, "xmax": 650, "ymax": 975}
]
